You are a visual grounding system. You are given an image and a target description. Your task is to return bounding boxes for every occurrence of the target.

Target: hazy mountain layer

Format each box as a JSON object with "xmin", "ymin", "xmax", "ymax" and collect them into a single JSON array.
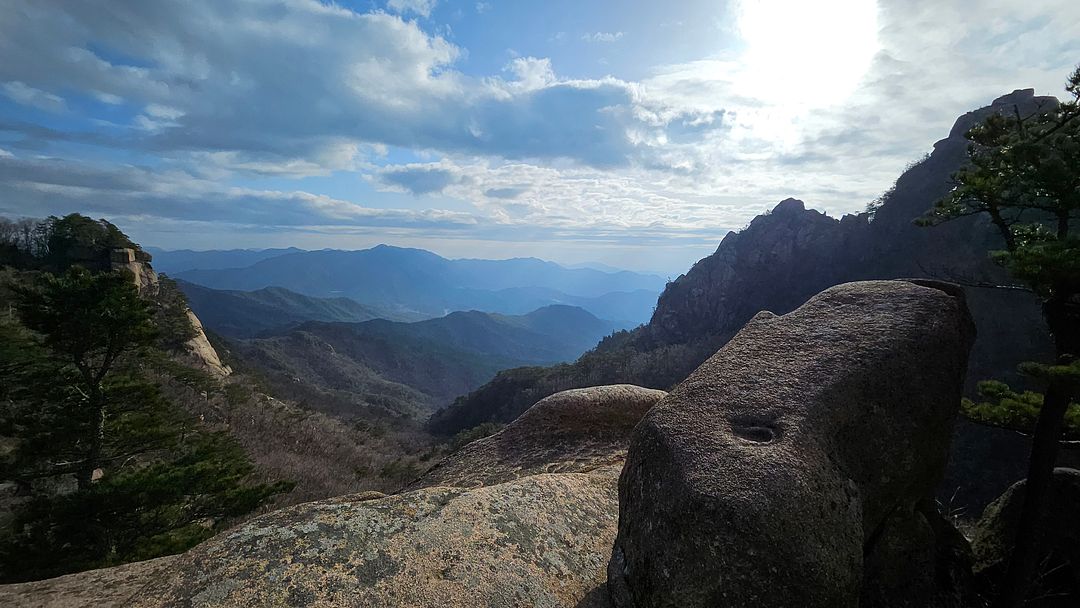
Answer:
[
  {"xmin": 146, "ymin": 247, "xmax": 303, "ymax": 275},
  {"xmin": 177, "ymin": 280, "xmax": 416, "ymax": 337},
  {"xmin": 233, "ymin": 304, "xmax": 619, "ymax": 419},
  {"xmin": 173, "ymin": 246, "xmax": 665, "ymax": 325}
]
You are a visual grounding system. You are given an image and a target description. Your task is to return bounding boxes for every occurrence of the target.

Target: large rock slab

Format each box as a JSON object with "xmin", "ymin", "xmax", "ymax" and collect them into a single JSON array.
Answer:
[
  {"xmin": 0, "ymin": 556, "xmax": 178, "ymax": 608},
  {"xmin": 75, "ymin": 470, "xmax": 619, "ymax": 608},
  {"xmin": 608, "ymin": 280, "xmax": 976, "ymax": 608},
  {"xmin": 411, "ymin": 385, "xmax": 666, "ymax": 490}
]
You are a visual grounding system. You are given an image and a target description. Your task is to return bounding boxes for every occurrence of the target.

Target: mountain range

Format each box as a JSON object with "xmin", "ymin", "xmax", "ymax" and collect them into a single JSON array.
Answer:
[
  {"xmin": 164, "ymin": 245, "xmax": 664, "ymax": 326},
  {"xmin": 228, "ymin": 304, "xmax": 620, "ymax": 420},
  {"xmin": 145, "ymin": 247, "xmax": 305, "ymax": 275},
  {"xmin": 176, "ymin": 280, "xmax": 415, "ymax": 337}
]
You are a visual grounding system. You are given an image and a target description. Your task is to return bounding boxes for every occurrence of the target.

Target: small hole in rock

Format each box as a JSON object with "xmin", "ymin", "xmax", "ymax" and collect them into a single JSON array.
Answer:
[{"xmin": 730, "ymin": 424, "xmax": 777, "ymax": 444}]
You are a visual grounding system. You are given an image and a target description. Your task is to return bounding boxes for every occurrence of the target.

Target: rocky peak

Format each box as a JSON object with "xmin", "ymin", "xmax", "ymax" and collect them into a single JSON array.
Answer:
[
  {"xmin": 948, "ymin": 88, "xmax": 1058, "ymax": 139},
  {"xmin": 645, "ymin": 193, "xmax": 858, "ymax": 346},
  {"xmin": 771, "ymin": 197, "xmax": 806, "ymax": 214}
]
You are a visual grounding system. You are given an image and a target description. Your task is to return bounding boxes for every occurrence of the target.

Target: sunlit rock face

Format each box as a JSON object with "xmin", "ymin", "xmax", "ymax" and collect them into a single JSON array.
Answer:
[
  {"xmin": 125, "ymin": 472, "xmax": 620, "ymax": 608},
  {"xmin": 109, "ymin": 248, "xmax": 232, "ymax": 378},
  {"xmin": 410, "ymin": 384, "xmax": 667, "ymax": 491},
  {"xmin": 608, "ymin": 280, "xmax": 976, "ymax": 608}
]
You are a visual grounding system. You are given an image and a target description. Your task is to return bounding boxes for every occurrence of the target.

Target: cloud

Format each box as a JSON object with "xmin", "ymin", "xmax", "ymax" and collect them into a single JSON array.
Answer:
[
  {"xmin": 376, "ymin": 163, "xmax": 462, "ymax": 194},
  {"xmin": 0, "ymin": 0, "xmax": 1077, "ymax": 267},
  {"xmin": 0, "ymin": 154, "xmax": 476, "ymax": 229},
  {"xmin": 483, "ymin": 187, "xmax": 525, "ymax": 199},
  {"xmin": 387, "ymin": 0, "xmax": 439, "ymax": 18},
  {"xmin": 0, "ymin": 1, "xmax": 653, "ymax": 168},
  {"xmin": 475, "ymin": 2, "xmax": 492, "ymax": 14},
  {"xmin": 2, "ymin": 81, "xmax": 66, "ymax": 112},
  {"xmin": 582, "ymin": 32, "xmax": 625, "ymax": 43}
]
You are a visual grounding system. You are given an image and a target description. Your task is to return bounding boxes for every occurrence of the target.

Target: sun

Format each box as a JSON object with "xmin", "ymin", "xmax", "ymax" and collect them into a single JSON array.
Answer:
[{"xmin": 735, "ymin": 0, "xmax": 880, "ymax": 108}]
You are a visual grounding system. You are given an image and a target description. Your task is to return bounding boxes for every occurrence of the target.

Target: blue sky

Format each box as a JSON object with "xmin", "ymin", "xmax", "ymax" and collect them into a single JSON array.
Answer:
[{"xmin": 0, "ymin": 0, "xmax": 1078, "ymax": 274}]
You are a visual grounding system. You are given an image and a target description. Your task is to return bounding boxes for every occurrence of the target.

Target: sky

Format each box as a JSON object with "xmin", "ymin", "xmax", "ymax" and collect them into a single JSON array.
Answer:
[{"xmin": 0, "ymin": 1, "xmax": 1078, "ymax": 275}]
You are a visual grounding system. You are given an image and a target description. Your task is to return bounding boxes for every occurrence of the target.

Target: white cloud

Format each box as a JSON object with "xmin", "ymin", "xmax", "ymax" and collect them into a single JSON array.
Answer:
[
  {"xmin": 0, "ymin": 1, "xmax": 644, "ymax": 168},
  {"xmin": 582, "ymin": 31, "xmax": 624, "ymax": 43},
  {"xmin": 0, "ymin": 153, "xmax": 477, "ymax": 229},
  {"xmin": 387, "ymin": 0, "xmax": 439, "ymax": 18},
  {"xmin": 0, "ymin": 0, "xmax": 1078, "ymax": 264},
  {"xmin": 502, "ymin": 57, "xmax": 557, "ymax": 91},
  {"xmin": 2, "ymin": 81, "xmax": 65, "ymax": 112}
]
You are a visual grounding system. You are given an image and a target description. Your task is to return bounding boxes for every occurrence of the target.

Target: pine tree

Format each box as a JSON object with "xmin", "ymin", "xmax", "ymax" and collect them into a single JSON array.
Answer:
[
  {"xmin": 13, "ymin": 267, "xmax": 156, "ymax": 490},
  {"xmin": 0, "ymin": 236, "xmax": 288, "ymax": 582},
  {"xmin": 919, "ymin": 65, "xmax": 1080, "ymax": 607}
]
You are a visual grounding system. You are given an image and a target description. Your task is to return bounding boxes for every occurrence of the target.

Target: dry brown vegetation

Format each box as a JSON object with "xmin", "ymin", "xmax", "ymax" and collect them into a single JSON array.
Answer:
[{"xmin": 145, "ymin": 354, "xmax": 446, "ymax": 510}]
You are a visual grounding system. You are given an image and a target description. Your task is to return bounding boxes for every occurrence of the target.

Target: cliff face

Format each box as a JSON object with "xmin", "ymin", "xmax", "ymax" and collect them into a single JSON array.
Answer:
[
  {"xmin": 111, "ymin": 248, "xmax": 230, "ymax": 377},
  {"xmin": 646, "ymin": 198, "xmax": 863, "ymax": 346},
  {"xmin": 644, "ymin": 88, "xmax": 1057, "ymax": 380}
]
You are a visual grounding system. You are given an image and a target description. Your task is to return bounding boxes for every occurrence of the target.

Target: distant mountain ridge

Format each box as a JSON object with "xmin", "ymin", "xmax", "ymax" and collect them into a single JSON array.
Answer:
[
  {"xmin": 233, "ymin": 304, "xmax": 620, "ymax": 419},
  {"xmin": 176, "ymin": 280, "xmax": 417, "ymax": 337},
  {"xmin": 146, "ymin": 247, "xmax": 304, "ymax": 274},
  {"xmin": 171, "ymin": 245, "xmax": 665, "ymax": 326}
]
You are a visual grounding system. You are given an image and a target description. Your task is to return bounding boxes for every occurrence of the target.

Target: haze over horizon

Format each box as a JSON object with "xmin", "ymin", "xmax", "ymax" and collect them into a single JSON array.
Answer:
[{"xmin": 1, "ymin": 0, "xmax": 1078, "ymax": 274}]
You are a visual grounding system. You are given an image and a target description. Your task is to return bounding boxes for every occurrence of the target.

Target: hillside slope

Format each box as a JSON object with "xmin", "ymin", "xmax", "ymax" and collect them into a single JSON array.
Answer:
[
  {"xmin": 233, "ymin": 305, "xmax": 619, "ymax": 418},
  {"xmin": 176, "ymin": 280, "xmax": 413, "ymax": 337}
]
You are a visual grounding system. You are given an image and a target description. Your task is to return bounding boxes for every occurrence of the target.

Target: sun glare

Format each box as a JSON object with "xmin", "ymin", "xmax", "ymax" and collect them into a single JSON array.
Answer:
[{"xmin": 736, "ymin": 0, "xmax": 880, "ymax": 108}]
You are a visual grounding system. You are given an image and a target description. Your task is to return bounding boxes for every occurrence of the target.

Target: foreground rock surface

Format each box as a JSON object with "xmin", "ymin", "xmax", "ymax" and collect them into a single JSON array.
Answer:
[
  {"xmin": 972, "ymin": 467, "xmax": 1080, "ymax": 604},
  {"xmin": 609, "ymin": 280, "xmax": 976, "ymax": 608},
  {"xmin": 411, "ymin": 384, "xmax": 666, "ymax": 490},
  {"xmin": 3, "ymin": 385, "xmax": 662, "ymax": 607},
  {"xmin": 0, "ymin": 556, "xmax": 178, "ymax": 608},
  {"xmin": 1, "ymin": 473, "xmax": 621, "ymax": 608}
]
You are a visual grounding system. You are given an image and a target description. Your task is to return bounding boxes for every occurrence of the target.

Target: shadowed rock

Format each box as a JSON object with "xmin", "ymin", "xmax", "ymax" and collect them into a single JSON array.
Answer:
[
  {"xmin": 411, "ymin": 385, "xmax": 667, "ymax": 490},
  {"xmin": 972, "ymin": 468, "xmax": 1080, "ymax": 603},
  {"xmin": 0, "ymin": 556, "xmax": 178, "ymax": 608},
  {"xmin": 608, "ymin": 280, "xmax": 976, "ymax": 608}
]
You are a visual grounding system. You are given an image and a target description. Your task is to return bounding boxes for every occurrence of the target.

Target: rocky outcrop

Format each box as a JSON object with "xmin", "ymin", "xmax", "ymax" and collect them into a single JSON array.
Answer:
[
  {"xmin": 608, "ymin": 280, "xmax": 976, "ymax": 608},
  {"xmin": 0, "ymin": 556, "xmax": 179, "ymax": 608},
  {"xmin": 121, "ymin": 471, "xmax": 619, "ymax": 608},
  {"xmin": 411, "ymin": 385, "xmax": 666, "ymax": 490},
  {"xmin": 108, "ymin": 249, "xmax": 231, "ymax": 377},
  {"xmin": 181, "ymin": 309, "xmax": 231, "ymax": 377},
  {"xmin": 109, "ymin": 247, "xmax": 156, "ymax": 294},
  {"xmin": 971, "ymin": 468, "xmax": 1080, "ymax": 603}
]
